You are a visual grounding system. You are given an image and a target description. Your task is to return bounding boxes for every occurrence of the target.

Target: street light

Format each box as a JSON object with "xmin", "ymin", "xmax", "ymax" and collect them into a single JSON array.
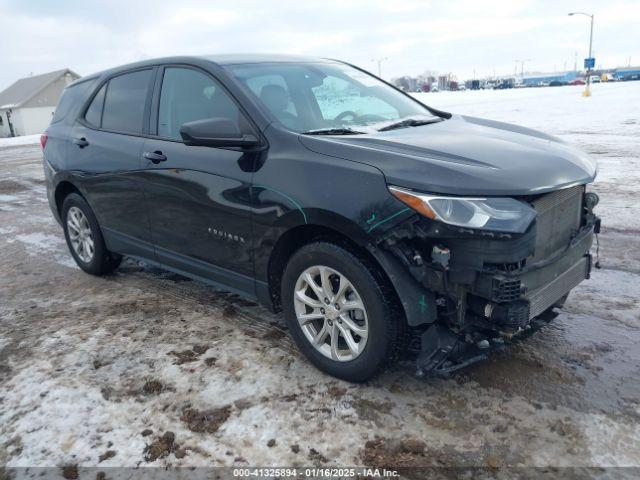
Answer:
[
  {"xmin": 515, "ymin": 59, "xmax": 531, "ymax": 79},
  {"xmin": 568, "ymin": 11, "xmax": 594, "ymax": 97},
  {"xmin": 371, "ymin": 57, "xmax": 389, "ymax": 78}
]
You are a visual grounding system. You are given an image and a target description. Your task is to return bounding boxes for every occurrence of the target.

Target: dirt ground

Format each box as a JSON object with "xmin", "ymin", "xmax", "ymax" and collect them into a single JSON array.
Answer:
[{"xmin": 1, "ymin": 85, "xmax": 639, "ymax": 474}]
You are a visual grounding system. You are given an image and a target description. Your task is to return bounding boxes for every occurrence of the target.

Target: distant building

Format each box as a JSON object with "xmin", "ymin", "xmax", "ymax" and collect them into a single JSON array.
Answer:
[
  {"xmin": 0, "ymin": 69, "xmax": 80, "ymax": 137},
  {"xmin": 614, "ymin": 66, "xmax": 640, "ymax": 80},
  {"xmin": 521, "ymin": 71, "xmax": 578, "ymax": 86}
]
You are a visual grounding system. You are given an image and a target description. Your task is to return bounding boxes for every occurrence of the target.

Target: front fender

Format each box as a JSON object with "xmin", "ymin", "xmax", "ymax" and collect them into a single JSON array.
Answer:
[{"xmin": 367, "ymin": 244, "xmax": 437, "ymax": 326}]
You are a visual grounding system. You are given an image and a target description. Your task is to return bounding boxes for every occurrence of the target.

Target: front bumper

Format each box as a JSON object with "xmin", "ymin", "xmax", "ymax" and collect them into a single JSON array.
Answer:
[
  {"xmin": 470, "ymin": 225, "xmax": 593, "ymax": 329},
  {"xmin": 413, "ymin": 226, "xmax": 596, "ymax": 376}
]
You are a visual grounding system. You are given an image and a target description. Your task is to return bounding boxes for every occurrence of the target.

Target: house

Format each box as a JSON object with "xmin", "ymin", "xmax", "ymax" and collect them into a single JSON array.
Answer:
[{"xmin": 0, "ymin": 69, "xmax": 80, "ymax": 137}]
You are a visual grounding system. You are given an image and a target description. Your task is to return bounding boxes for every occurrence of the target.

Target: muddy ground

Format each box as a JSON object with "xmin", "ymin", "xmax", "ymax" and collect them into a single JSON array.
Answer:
[{"xmin": 1, "ymin": 85, "xmax": 639, "ymax": 474}]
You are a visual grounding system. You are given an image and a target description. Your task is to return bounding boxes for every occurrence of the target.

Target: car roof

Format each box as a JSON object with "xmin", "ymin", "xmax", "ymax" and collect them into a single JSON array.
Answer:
[
  {"xmin": 203, "ymin": 53, "xmax": 336, "ymax": 65},
  {"xmin": 68, "ymin": 54, "xmax": 340, "ymax": 87}
]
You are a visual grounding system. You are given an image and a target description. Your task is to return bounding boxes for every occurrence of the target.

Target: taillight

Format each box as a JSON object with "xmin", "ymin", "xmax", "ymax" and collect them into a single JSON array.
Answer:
[{"xmin": 40, "ymin": 133, "xmax": 48, "ymax": 150}]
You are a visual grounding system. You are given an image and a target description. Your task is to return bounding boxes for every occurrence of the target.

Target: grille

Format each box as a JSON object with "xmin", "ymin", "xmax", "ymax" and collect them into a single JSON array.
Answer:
[
  {"xmin": 530, "ymin": 185, "xmax": 583, "ymax": 263},
  {"xmin": 493, "ymin": 278, "xmax": 522, "ymax": 302},
  {"xmin": 528, "ymin": 256, "xmax": 589, "ymax": 319}
]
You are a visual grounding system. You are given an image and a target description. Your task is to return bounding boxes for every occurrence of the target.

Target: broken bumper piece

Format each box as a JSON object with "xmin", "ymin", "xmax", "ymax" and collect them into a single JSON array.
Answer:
[{"xmin": 415, "ymin": 308, "xmax": 560, "ymax": 377}]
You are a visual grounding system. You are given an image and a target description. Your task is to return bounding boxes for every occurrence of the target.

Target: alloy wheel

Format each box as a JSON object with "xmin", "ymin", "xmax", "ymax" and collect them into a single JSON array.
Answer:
[
  {"xmin": 67, "ymin": 206, "xmax": 95, "ymax": 263},
  {"xmin": 293, "ymin": 265, "xmax": 369, "ymax": 361}
]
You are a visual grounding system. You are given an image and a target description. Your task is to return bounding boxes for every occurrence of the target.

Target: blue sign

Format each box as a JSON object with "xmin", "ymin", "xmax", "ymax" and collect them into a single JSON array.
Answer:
[{"xmin": 584, "ymin": 58, "xmax": 595, "ymax": 69}]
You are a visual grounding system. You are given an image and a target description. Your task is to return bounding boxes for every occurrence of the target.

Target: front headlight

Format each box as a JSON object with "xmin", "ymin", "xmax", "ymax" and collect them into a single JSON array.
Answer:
[{"xmin": 389, "ymin": 186, "xmax": 537, "ymax": 234}]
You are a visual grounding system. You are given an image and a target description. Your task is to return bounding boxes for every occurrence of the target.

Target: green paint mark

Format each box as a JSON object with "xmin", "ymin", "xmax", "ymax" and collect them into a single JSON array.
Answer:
[
  {"xmin": 252, "ymin": 185, "xmax": 308, "ymax": 224},
  {"xmin": 366, "ymin": 212, "xmax": 377, "ymax": 225},
  {"xmin": 418, "ymin": 294, "xmax": 427, "ymax": 314},
  {"xmin": 366, "ymin": 208, "xmax": 411, "ymax": 233}
]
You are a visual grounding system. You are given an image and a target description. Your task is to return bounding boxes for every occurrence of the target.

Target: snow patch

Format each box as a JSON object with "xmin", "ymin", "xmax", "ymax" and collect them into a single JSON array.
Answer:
[
  {"xmin": 582, "ymin": 411, "xmax": 640, "ymax": 466},
  {"xmin": 14, "ymin": 232, "xmax": 78, "ymax": 269},
  {"xmin": 0, "ymin": 134, "xmax": 41, "ymax": 148}
]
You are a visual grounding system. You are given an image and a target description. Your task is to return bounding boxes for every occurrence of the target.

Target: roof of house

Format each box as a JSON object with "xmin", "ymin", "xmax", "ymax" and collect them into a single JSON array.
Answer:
[{"xmin": 0, "ymin": 69, "xmax": 80, "ymax": 110}]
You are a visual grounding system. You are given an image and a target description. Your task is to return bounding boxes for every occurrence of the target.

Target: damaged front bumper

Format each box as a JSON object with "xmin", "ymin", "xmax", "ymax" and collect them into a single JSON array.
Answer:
[
  {"xmin": 370, "ymin": 186, "xmax": 600, "ymax": 376},
  {"xmin": 414, "ymin": 231, "xmax": 594, "ymax": 376}
]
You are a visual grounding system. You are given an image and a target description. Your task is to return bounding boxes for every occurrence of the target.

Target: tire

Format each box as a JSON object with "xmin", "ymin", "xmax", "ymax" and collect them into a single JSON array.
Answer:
[
  {"xmin": 281, "ymin": 242, "xmax": 401, "ymax": 382},
  {"xmin": 61, "ymin": 193, "xmax": 122, "ymax": 275}
]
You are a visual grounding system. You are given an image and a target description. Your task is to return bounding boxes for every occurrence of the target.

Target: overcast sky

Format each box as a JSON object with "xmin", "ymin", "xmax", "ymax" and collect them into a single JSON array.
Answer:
[{"xmin": 1, "ymin": 0, "xmax": 638, "ymax": 90}]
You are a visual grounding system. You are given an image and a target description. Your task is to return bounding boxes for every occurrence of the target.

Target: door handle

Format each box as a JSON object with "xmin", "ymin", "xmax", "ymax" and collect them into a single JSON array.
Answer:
[
  {"xmin": 143, "ymin": 151, "xmax": 167, "ymax": 164},
  {"xmin": 73, "ymin": 137, "xmax": 89, "ymax": 148}
]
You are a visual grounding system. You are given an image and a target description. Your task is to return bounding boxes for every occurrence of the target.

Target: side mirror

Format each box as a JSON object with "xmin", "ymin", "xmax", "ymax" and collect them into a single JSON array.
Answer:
[{"xmin": 179, "ymin": 118, "xmax": 260, "ymax": 148}]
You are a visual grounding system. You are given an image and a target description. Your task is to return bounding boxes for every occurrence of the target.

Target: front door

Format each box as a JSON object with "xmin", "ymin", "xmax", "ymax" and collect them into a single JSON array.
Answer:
[{"xmin": 139, "ymin": 66, "xmax": 256, "ymax": 295}]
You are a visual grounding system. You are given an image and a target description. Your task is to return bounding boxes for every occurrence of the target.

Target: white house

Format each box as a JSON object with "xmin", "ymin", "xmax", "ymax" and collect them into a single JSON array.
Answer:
[{"xmin": 0, "ymin": 69, "xmax": 80, "ymax": 137}]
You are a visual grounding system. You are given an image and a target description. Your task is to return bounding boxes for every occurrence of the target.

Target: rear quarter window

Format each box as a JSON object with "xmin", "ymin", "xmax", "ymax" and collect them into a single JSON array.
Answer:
[
  {"xmin": 51, "ymin": 78, "xmax": 96, "ymax": 124},
  {"xmin": 84, "ymin": 84, "xmax": 106, "ymax": 128}
]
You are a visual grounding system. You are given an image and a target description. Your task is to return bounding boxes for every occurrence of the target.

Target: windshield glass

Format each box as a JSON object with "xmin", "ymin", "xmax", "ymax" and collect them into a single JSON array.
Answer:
[{"xmin": 226, "ymin": 62, "xmax": 437, "ymax": 133}]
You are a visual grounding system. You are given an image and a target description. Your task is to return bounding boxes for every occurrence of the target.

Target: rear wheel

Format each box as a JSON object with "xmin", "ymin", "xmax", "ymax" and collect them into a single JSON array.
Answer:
[
  {"xmin": 282, "ymin": 242, "xmax": 400, "ymax": 382},
  {"xmin": 62, "ymin": 193, "xmax": 122, "ymax": 275}
]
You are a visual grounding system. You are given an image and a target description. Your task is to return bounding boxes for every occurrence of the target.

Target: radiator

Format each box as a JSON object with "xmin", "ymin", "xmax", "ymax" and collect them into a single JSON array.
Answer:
[
  {"xmin": 530, "ymin": 185, "xmax": 584, "ymax": 263},
  {"xmin": 528, "ymin": 256, "xmax": 589, "ymax": 319}
]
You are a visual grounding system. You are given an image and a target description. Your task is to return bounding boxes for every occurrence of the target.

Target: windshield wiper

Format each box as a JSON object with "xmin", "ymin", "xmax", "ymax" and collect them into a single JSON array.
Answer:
[
  {"xmin": 302, "ymin": 127, "xmax": 366, "ymax": 135},
  {"xmin": 377, "ymin": 117, "xmax": 443, "ymax": 132}
]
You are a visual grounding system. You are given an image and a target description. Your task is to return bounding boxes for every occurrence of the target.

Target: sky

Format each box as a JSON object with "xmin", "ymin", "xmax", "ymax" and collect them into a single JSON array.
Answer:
[{"xmin": 1, "ymin": 0, "xmax": 639, "ymax": 90}]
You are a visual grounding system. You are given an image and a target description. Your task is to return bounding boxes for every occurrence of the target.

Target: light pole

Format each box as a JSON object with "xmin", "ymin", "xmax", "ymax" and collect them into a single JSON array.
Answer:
[
  {"xmin": 371, "ymin": 57, "xmax": 389, "ymax": 78},
  {"xmin": 568, "ymin": 11, "xmax": 594, "ymax": 96},
  {"xmin": 515, "ymin": 59, "xmax": 530, "ymax": 81}
]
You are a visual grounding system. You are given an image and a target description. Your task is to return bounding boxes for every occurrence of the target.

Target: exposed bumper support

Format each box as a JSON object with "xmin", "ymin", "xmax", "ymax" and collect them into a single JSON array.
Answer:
[{"xmin": 416, "ymin": 308, "xmax": 560, "ymax": 377}]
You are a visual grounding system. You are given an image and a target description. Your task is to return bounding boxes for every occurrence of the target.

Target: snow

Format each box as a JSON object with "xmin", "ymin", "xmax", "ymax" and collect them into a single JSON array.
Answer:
[
  {"xmin": 13, "ymin": 232, "xmax": 78, "ymax": 269},
  {"xmin": 0, "ymin": 134, "xmax": 41, "ymax": 148}
]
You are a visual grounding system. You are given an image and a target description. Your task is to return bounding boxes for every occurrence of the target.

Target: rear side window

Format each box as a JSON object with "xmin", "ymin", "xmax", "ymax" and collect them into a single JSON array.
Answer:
[
  {"xmin": 84, "ymin": 84, "xmax": 106, "ymax": 127},
  {"xmin": 51, "ymin": 79, "xmax": 96, "ymax": 124},
  {"xmin": 101, "ymin": 69, "xmax": 151, "ymax": 134}
]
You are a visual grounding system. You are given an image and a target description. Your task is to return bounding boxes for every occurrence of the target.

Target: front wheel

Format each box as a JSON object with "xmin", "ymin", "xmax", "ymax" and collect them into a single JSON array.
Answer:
[
  {"xmin": 281, "ymin": 242, "xmax": 401, "ymax": 382},
  {"xmin": 62, "ymin": 193, "xmax": 122, "ymax": 275}
]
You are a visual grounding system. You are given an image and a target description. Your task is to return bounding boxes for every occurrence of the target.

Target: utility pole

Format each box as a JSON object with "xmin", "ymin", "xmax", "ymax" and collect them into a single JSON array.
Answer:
[
  {"xmin": 515, "ymin": 59, "xmax": 530, "ymax": 80},
  {"xmin": 371, "ymin": 57, "xmax": 389, "ymax": 78},
  {"xmin": 569, "ymin": 12, "xmax": 595, "ymax": 96}
]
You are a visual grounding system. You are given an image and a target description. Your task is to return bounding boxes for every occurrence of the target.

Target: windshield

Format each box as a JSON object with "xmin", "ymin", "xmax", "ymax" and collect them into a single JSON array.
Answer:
[{"xmin": 226, "ymin": 62, "xmax": 438, "ymax": 133}]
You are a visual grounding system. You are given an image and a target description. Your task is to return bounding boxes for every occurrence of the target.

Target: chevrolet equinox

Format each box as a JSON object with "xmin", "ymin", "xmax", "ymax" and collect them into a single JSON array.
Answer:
[{"xmin": 43, "ymin": 55, "xmax": 600, "ymax": 381}]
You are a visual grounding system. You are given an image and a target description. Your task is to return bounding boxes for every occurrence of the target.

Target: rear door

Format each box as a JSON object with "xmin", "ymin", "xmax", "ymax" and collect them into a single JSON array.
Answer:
[
  {"xmin": 67, "ymin": 68, "xmax": 155, "ymax": 257},
  {"xmin": 139, "ymin": 65, "xmax": 257, "ymax": 295}
]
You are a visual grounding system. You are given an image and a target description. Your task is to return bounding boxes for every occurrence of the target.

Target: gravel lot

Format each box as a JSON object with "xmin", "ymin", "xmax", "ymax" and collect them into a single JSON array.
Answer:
[{"xmin": 1, "ymin": 82, "xmax": 639, "ymax": 473}]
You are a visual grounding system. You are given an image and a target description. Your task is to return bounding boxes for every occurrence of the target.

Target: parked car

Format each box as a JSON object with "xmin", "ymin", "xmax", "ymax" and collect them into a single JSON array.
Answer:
[
  {"xmin": 549, "ymin": 80, "xmax": 567, "ymax": 87},
  {"xmin": 43, "ymin": 55, "xmax": 600, "ymax": 381},
  {"xmin": 494, "ymin": 79, "xmax": 514, "ymax": 89},
  {"xmin": 569, "ymin": 79, "xmax": 586, "ymax": 86}
]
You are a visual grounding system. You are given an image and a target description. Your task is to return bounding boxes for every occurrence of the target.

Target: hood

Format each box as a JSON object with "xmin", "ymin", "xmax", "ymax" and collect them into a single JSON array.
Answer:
[{"xmin": 299, "ymin": 114, "xmax": 597, "ymax": 196}]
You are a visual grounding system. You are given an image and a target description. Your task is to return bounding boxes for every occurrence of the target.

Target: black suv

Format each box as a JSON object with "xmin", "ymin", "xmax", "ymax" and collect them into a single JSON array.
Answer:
[{"xmin": 43, "ymin": 55, "xmax": 600, "ymax": 381}]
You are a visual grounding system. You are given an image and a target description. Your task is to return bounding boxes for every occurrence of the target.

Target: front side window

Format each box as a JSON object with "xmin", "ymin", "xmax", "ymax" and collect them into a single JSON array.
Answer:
[
  {"xmin": 101, "ymin": 69, "xmax": 151, "ymax": 134},
  {"xmin": 228, "ymin": 62, "xmax": 437, "ymax": 133},
  {"xmin": 157, "ymin": 67, "xmax": 243, "ymax": 140}
]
